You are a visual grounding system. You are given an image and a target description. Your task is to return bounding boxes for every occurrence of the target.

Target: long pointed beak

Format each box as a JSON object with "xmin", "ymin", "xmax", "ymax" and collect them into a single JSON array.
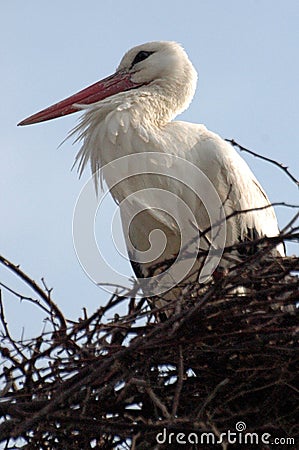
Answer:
[{"xmin": 18, "ymin": 70, "xmax": 139, "ymax": 126}]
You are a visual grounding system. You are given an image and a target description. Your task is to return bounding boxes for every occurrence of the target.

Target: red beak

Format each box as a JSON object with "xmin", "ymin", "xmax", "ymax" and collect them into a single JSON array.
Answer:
[{"xmin": 18, "ymin": 70, "xmax": 139, "ymax": 126}]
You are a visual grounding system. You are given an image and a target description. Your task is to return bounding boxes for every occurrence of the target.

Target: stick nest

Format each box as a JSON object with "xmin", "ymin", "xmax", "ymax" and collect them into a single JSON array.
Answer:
[{"xmin": 0, "ymin": 235, "xmax": 298, "ymax": 450}]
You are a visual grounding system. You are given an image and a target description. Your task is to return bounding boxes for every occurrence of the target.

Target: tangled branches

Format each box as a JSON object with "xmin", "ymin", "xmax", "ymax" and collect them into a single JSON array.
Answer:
[{"xmin": 0, "ymin": 227, "xmax": 298, "ymax": 449}]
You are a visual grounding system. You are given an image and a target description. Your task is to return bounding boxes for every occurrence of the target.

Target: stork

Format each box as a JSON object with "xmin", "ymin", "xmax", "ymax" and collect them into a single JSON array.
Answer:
[{"xmin": 18, "ymin": 41, "xmax": 284, "ymax": 301}]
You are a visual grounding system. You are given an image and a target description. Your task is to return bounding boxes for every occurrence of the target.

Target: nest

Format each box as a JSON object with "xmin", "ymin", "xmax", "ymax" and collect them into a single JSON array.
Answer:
[{"xmin": 0, "ymin": 232, "xmax": 298, "ymax": 450}]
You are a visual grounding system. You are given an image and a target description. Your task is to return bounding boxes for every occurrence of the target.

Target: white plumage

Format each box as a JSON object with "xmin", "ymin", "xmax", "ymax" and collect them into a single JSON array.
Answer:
[{"xmin": 19, "ymin": 41, "xmax": 284, "ymax": 295}]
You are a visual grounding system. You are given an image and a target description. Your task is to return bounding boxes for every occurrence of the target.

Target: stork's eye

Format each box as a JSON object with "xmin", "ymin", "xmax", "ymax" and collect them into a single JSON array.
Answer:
[{"xmin": 131, "ymin": 51, "xmax": 154, "ymax": 68}]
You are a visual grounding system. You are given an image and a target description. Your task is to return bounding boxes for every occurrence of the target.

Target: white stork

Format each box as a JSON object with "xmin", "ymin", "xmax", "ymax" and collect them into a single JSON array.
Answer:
[{"xmin": 18, "ymin": 41, "xmax": 284, "ymax": 300}]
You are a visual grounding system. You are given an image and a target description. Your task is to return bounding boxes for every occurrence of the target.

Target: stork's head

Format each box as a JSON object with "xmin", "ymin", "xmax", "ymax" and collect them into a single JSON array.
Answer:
[
  {"xmin": 18, "ymin": 41, "xmax": 198, "ymax": 126},
  {"xmin": 118, "ymin": 41, "xmax": 198, "ymax": 115}
]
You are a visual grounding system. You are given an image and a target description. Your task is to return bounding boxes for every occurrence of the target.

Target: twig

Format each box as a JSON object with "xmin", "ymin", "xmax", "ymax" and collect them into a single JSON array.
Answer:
[
  {"xmin": 171, "ymin": 345, "xmax": 184, "ymax": 418},
  {"xmin": 0, "ymin": 281, "xmax": 52, "ymax": 316},
  {"xmin": 0, "ymin": 291, "xmax": 28, "ymax": 364},
  {"xmin": 145, "ymin": 385, "xmax": 172, "ymax": 420},
  {"xmin": 280, "ymin": 211, "xmax": 299, "ymax": 234},
  {"xmin": 0, "ymin": 255, "xmax": 66, "ymax": 331},
  {"xmin": 196, "ymin": 378, "xmax": 230, "ymax": 418},
  {"xmin": 131, "ymin": 432, "xmax": 141, "ymax": 450},
  {"xmin": 226, "ymin": 138, "xmax": 299, "ymax": 187}
]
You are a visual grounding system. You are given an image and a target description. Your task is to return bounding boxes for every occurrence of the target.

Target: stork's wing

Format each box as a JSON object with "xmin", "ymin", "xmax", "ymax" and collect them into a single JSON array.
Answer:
[{"xmin": 182, "ymin": 124, "xmax": 285, "ymax": 256}]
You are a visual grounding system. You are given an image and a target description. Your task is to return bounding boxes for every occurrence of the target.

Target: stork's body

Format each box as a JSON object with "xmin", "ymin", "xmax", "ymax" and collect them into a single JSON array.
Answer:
[{"xmin": 19, "ymin": 41, "xmax": 284, "ymax": 296}]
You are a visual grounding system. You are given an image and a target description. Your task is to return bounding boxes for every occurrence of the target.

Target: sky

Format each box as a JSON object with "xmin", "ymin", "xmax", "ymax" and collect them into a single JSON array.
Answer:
[{"xmin": 0, "ymin": 1, "xmax": 298, "ymax": 339}]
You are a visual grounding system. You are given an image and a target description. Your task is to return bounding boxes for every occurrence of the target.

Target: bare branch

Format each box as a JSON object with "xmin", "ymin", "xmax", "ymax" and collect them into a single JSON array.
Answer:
[
  {"xmin": 0, "ymin": 255, "xmax": 66, "ymax": 331},
  {"xmin": 171, "ymin": 345, "xmax": 184, "ymax": 418},
  {"xmin": 226, "ymin": 138, "xmax": 299, "ymax": 187}
]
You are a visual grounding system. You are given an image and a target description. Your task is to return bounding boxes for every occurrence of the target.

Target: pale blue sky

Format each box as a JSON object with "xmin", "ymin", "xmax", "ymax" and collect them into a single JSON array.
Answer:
[{"xmin": 1, "ymin": 1, "xmax": 298, "ymax": 338}]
